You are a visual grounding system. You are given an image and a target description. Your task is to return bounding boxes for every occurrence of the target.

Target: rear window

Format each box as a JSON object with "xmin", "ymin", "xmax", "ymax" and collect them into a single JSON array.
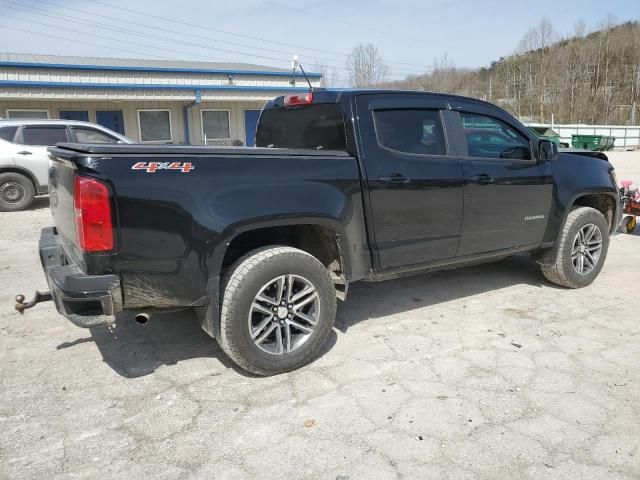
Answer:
[
  {"xmin": 256, "ymin": 104, "xmax": 346, "ymax": 151},
  {"xmin": 0, "ymin": 126, "xmax": 18, "ymax": 142}
]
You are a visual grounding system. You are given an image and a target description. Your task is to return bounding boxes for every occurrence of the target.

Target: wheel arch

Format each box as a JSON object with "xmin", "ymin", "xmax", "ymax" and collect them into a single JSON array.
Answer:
[
  {"xmin": 536, "ymin": 190, "xmax": 618, "ymax": 266},
  {"xmin": 217, "ymin": 218, "xmax": 350, "ymax": 283},
  {"xmin": 567, "ymin": 191, "xmax": 619, "ymax": 233},
  {"xmin": 0, "ymin": 166, "xmax": 40, "ymax": 192},
  {"xmin": 198, "ymin": 218, "xmax": 351, "ymax": 339}
]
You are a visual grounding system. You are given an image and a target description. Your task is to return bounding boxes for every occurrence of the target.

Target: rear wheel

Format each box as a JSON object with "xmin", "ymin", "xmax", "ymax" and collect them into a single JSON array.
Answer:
[
  {"xmin": 0, "ymin": 172, "xmax": 36, "ymax": 212},
  {"xmin": 540, "ymin": 206, "xmax": 610, "ymax": 288},
  {"xmin": 219, "ymin": 246, "xmax": 336, "ymax": 376}
]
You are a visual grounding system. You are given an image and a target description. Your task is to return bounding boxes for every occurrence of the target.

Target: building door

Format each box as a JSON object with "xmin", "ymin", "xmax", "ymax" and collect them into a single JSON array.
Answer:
[
  {"xmin": 96, "ymin": 110, "xmax": 125, "ymax": 135},
  {"xmin": 244, "ymin": 110, "xmax": 260, "ymax": 146},
  {"xmin": 59, "ymin": 111, "xmax": 89, "ymax": 122}
]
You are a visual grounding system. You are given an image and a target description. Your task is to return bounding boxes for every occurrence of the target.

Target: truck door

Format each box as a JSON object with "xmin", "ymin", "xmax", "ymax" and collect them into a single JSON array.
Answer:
[
  {"xmin": 355, "ymin": 94, "xmax": 465, "ymax": 269},
  {"xmin": 448, "ymin": 104, "xmax": 554, "ymax": 256}
]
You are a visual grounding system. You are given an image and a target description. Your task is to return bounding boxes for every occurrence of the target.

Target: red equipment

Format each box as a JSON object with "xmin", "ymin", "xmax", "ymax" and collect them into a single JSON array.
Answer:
[{"xmin": 620, "ymin": 180, "xmax": 640, "ymax": 233}]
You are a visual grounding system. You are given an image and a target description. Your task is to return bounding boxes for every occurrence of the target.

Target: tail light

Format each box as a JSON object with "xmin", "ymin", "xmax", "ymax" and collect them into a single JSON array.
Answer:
[
  {"xmin": 284, "ymin": 91, "xmax": 313, "ymax": 107},
  {"xmin": 74, "ymin": 175, "xmax": 113, "ymax": 252}
]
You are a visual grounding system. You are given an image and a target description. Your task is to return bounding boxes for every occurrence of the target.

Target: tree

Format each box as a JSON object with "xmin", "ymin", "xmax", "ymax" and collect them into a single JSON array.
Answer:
[
  {"xmin": 346, "ymin": 43, "xmax": 389, "ymax": 88},
  {"xmin": 312, "ymin": 60, "xmax": 340, "ymax": 88},
  {"xmin": 381, "ymin": 17, "xmax": 640, "ymax": 125}
]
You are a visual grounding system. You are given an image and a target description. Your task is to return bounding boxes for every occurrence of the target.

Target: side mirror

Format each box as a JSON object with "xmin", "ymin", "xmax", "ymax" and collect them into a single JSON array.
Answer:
[{"xmin": 538, "ymin": 140, "xmax": 558, "ymax": 162}]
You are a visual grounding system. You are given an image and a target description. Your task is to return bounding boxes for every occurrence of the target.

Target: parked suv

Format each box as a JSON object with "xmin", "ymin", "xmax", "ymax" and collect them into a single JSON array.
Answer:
[{"xmin": 0, "ymin": 119, "xmax": 133, "ymax": 211}]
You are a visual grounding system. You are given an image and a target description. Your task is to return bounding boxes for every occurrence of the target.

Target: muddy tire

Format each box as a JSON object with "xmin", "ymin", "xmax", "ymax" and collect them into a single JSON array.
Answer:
[
  {"xmin": 540, "ymin": 207, "xmax": 610, "ymax": 288},
  {"xmin": 0, "ymin": 172, "xmax": 35, "ymax": 212},
  {"xmin": 219, "ymin": 246, "xmax": 336, "ymax": 376}
]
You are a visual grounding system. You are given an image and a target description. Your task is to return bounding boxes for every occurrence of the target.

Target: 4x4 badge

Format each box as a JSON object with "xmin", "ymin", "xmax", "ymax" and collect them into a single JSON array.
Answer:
[{"xmin": 131, "ymin": 161, "xmax": 194, "ymax": 173}]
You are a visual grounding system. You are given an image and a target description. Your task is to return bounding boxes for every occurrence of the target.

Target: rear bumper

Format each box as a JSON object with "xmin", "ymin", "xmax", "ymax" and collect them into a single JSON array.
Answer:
[{"xmin": 39, "ymin": 227, "xmax": 122, "ymax": 328}]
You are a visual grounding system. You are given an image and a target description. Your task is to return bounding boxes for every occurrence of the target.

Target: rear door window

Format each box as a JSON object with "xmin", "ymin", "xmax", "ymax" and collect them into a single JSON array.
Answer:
[
  {"xmin": 461, "ymin": 113, "xmax": 531, "ymax": 160},
  {"xmin": 256, "ymin": 104, "xmax": 346, "ymax": 151},
  {"xmin": 0, "ymin": 126, "xmax": 18, "ymax": 143},
  {"xmin": 20, "ymin": 126, "xmax": 69, "ymax": 146},
  {"xmin": 373, "ymin": 109, "xmax": 446, "ymax": 155}
]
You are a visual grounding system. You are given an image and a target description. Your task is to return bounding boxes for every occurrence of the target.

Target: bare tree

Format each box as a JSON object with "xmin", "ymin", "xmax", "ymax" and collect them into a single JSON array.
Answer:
[
  {"xmin": 518, "ymin": 17, "xmax": 558, "ymax": 53},
  {"xmin": 312, "ymin": 60, "xmax": 340, "ymax": 88},
  {"xmin": 346, "ymin": 43, "xmax": 389, "ymax": 88},
  {"xmin": 573, "ymin": 19, "xmax": 587, "ymax": 38}
]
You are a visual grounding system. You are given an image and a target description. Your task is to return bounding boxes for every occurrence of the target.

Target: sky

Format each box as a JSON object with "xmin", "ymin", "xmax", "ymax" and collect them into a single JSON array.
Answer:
[{"xmin": 1, "ymin": 0, "xmax": 639, "ymax": 84}]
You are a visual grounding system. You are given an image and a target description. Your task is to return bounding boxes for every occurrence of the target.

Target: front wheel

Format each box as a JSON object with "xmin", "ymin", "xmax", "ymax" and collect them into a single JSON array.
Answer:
[
  {"xmin": 0, "ymin": 172, "xmax": 36, "ymax": 212},
  {"xmin": 540, "ymin": 206, "xmax": 610, "ymax": 288},
  {"xmin": 219, "ymin": 246, "xmax": 337, "ymax": 376}
]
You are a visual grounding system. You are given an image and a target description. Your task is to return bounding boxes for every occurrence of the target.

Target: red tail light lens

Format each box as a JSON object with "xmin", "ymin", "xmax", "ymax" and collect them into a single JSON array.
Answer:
[
  {"xmin": 284, "ymin": 91, "xmax": 313, "ymax": 107},
  {"xmin": 74, "ymin": 175, "xmax": 113, "ymax": 252}
]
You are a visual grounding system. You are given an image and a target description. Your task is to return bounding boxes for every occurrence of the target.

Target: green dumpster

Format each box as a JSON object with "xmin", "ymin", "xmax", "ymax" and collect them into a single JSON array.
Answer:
[
  {"xmin": 528, "ymin": 126, "xmax": 561, "ymax": 145},
  {"xmin": 571, "ymin": 134, "xmax": 616, "ymax": 151}
]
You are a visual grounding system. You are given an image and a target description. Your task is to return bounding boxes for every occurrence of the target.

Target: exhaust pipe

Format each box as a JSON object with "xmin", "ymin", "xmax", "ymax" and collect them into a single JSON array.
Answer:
[{"xmin": 135, "ymin": 312, "xmax": 150, "ymax": 325}]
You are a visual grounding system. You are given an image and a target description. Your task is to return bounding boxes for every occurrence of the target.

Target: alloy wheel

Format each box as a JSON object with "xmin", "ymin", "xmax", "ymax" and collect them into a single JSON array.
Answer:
[
  {"xmin": 571, "ymin": 223, "xmax": 603, "ymax": 275},
  {"xmin": 248, "ymin": 274, "xmax": 320, "ymax": 355}
]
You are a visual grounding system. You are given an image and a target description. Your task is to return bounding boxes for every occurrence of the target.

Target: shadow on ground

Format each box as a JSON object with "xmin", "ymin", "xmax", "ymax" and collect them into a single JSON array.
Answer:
[
  {"xmin": 76, "ymin": 253, "xmax": 545, "ymax": 378},
  {"xmin": 334, "ymin": 253, "xmax": 546, "ymax": 333},
  {"xmin": 85, "ymin": 309, "xmax": 338, "ymax": 379},
  {"xmin": 28, "ymin": 197, "xmax": 50, "ymax": 210}
]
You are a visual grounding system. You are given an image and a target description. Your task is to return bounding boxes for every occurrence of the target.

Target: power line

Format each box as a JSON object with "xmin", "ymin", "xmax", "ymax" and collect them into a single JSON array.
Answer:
[
  {"xmin": 5, "ymin": 16, "xmax": 260, "ymax": 65},
  {"xmin": 2, "ymin": 12, "xmax": 407, "ymax": 81},
  {"xmin": 29, "ymin": 0, "xmax": 431, "ymax": 73},
  {"xmin": 2, "ymin": 5, "xmax": 301, "ymax": 67},
  {"xmin": 265, "ymin": 0, "xmax": 438, "ymax": 67},
  {"xmin": 4, "ymin": 0, "xmax": 342, "ymax": 71},
  {"xmin": 0, "ymin": 25, "xmax": 176, "ymax": 60},
  {"xmin": 6, "ymin": 1, "xmax": 419, "ymax": 79}
]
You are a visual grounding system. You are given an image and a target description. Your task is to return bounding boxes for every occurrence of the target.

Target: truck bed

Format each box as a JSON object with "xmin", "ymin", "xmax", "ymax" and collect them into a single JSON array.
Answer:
[{"xmin": 46, "ymin": 142, "xmax": 366, "ymax": 314}]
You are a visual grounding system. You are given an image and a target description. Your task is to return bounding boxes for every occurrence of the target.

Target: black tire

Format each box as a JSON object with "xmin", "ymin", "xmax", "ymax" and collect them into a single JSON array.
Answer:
[
  {"xmin": 219, "ymin": 246, "xmax": 336, "ymax": 376},
  {"xmin": 0, "ymin": 172, "xmax": 36, "ymax": 212},
  {"xmin": 540, "ymin": 207, "xmax": 610, "ymax": 288}
]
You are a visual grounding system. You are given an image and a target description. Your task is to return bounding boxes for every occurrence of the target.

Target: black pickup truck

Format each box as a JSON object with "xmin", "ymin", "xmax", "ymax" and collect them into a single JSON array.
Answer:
[{"xmin": 20, "ymin": 89, "xmax": 621, "ymax": 375}]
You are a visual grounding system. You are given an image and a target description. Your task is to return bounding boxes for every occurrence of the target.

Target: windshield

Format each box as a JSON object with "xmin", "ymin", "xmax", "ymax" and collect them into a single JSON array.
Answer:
[{"xmin": 256, "ymin": 104, "xmax": 347, "ymax": 151}]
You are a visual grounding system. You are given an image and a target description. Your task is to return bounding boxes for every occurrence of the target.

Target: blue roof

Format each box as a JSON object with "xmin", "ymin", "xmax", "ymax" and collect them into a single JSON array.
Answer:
[
  {"xmin": 0, "ymin": 52, "xmax": 322, "ymax": 78},
  {"xmin": 0, "ymin": 80, "xmax": 312, "ymax": 92}
]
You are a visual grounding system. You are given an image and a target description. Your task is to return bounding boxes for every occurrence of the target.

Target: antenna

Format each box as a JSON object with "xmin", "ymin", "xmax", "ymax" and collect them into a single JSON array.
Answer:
[{"xmin": 291, "ymin": 55, "xmax": 313, "ymax": 91}]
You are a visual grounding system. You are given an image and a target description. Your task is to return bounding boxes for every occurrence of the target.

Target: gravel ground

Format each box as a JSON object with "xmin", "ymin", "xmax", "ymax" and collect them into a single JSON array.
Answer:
[{"xmin": 1, "ymin": 152, "xmax": 639, "ymax": 479}]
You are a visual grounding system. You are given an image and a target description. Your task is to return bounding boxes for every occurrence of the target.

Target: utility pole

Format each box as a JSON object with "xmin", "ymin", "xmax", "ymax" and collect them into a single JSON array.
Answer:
[{"xmin": 631, "ymin": 65, "xmax": 640, "ymax": 125}]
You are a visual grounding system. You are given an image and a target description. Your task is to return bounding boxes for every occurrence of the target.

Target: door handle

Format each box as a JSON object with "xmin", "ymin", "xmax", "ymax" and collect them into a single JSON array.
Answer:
[
  {"xmin": 17, "ymin": 150, "xmax": 33, "ymax": 155},
  {"xmin": 377, "ymin": 174, "xmax": 411, "ymax": 186},
  {"xmin": 469, "ymin": 174, "xmax": 494, "ymax": 185}
]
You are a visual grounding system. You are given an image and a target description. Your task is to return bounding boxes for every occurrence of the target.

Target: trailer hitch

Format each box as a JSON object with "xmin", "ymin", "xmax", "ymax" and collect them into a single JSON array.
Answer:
[{"xmin": 15, "ymin": 291, "xmax": 53, "ymax": 314}]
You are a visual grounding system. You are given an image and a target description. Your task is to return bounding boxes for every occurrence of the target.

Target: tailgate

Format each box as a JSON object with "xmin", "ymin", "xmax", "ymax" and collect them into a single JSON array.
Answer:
[{"xmin": 47, "ymin": 148, "xmax": 82, "ymax": 263}]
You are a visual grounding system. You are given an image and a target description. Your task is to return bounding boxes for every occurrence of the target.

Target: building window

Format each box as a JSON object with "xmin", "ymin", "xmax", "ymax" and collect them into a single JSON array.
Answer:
[
  {"xmin": 6, "ymin": 109, "xmax": 49, "ymax": 119},
  {"xmin": 137, "ymin": 110, "xmax": 172, "ymax": 142},
  {"xmin": 201, "ymin": 110, "xmax": 230, "ymax": 143}
]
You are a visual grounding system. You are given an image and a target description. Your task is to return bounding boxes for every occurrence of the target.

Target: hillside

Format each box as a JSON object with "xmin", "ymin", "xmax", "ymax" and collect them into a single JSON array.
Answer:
[{"xmin": 384, "ymin": 20, "xmax": 640, "ymax": 125}]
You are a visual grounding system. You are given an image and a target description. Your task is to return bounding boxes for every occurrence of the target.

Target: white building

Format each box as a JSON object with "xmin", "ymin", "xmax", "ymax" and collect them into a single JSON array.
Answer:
[{"xmin": 0, "ymin": 53, "xmax": 321, "ymax": 146}]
